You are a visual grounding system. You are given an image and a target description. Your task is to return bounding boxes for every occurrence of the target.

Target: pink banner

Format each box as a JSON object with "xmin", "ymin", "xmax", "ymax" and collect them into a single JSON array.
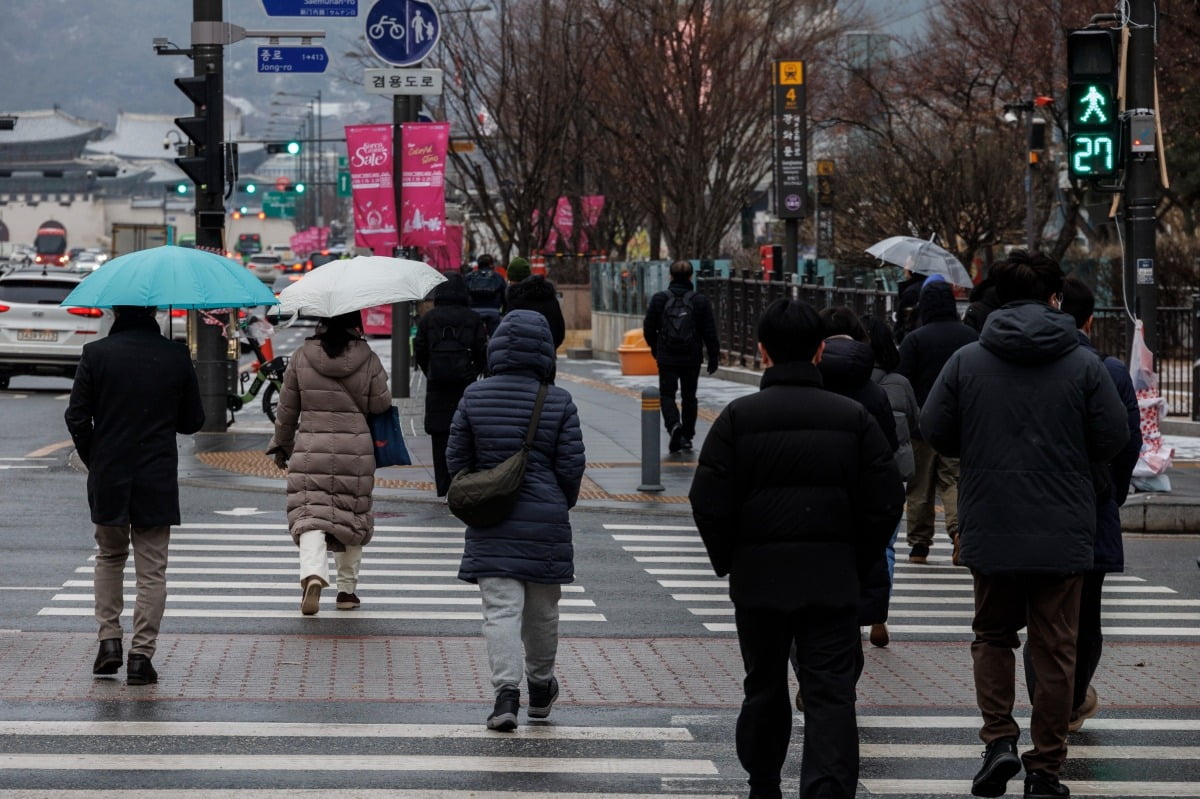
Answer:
[
  {"xmin": 399, "ymin": 122, "xmax": 450, "ymax": 249},
  {"xmin": 345, "ymin": 124, "xmax": 398, "ymax": 256},
  {"xmin": 541, "ymin": 195, "xmax": 605, "ymax": 254}
]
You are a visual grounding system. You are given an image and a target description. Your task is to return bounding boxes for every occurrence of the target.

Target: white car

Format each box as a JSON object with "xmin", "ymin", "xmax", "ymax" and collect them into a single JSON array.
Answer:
[
  {"xmin": 0, "ymin": 267, "xmax": 113, "ymax": 388},
  {"xmin": 247, "ymin": 253, "xmax": 283, "ymax": 284}
]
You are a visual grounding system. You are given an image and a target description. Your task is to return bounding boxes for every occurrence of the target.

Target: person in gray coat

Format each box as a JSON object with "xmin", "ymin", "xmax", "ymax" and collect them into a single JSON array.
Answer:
[
  {"xmin": 919, "ymin": 252, "xmax": 1128, "ymax": 799},
  {"xmin": 447, "ymin": 310, "xmax": 586, "ymax": 731}
]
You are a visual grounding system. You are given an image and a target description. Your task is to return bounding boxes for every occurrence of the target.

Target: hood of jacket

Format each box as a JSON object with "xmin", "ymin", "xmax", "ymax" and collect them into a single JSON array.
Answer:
[
  {"xmin": 919, "ymin": 279, "xmax": 959, "ymax": 324},
  {"xmin": 301, "ymin": 337, "xmax": 374, "ymax": 380},
  {"xmin": 487, "ymin": 308, "xmax": 555, "ymax": 380},
  {"xmin": 505, "ymin": 274, "xmax": 557, "ymax": 307},
  {"xmin": 817, "ymin": 336, "xmax": 874, "ymax": 392},
  {"xmin": 433, "ymin": 273, "xmax": 469, "ymax": 306},
  {"xmin": 979, "ymin": 301, "xmax": 1079, "ymax": 365}
]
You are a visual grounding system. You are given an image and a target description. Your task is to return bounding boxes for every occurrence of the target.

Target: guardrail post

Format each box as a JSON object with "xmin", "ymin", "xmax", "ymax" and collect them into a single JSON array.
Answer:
[
  {"xmin": 1192, "ymin": 294, "xmax": 1199, "ymax": 422},
  {"xmin": 639, "ymin": 387, "xmax": 665, "ymax": 492}
]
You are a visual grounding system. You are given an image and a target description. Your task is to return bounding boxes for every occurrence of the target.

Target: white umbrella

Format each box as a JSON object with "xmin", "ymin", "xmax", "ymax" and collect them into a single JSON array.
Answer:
[
  {"xmin": 866, "ymin": 236, "xmax": 973, "ymax": 288},
  {"xmin": 276, "ymin": 255, "xmax": 447, "ymax": 318}
]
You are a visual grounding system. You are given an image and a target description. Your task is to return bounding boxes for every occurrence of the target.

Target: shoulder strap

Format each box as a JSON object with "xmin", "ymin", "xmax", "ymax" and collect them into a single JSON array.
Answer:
[{"xmin": 522, "ymin": 383, "xmax": 549, "ymax": 451}]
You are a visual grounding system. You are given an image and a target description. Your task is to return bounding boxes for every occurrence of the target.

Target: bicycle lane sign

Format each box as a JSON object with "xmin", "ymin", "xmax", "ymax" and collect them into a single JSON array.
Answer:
[{"xmin": 365, "ymin": 0, "xmax": 440, "ymax": 66}]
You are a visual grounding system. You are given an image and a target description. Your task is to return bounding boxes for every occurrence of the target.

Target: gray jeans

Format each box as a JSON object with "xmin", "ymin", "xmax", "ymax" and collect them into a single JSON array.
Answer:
[
  {"xmin": 94, "ymin": 524, "xmax": 170, "ymax": 658},
  {"xmin": 477, "ymin": 577, "xmax": 562, "ymax": 694}
]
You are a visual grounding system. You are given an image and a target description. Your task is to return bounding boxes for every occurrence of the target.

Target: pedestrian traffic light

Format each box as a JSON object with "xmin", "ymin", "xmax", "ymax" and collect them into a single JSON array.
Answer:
[
  {"xmin": 1067, "ymin": 28, "xmax": 1121, "ymax": 180},
  {"xmin": 174, "ymin": 73, "xmax": 224, "ymax": 191}
]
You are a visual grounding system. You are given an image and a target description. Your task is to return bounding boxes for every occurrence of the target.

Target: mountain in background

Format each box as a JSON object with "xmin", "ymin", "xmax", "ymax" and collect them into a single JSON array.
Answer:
[{"xmin": 0, "ymin": 0, "xmax": 929, "ymax": 131}]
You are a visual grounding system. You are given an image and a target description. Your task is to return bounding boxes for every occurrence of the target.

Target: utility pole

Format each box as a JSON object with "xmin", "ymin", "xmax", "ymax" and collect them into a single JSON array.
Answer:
[
  {"xmin": 188, "ymin": 0, "xmax": 230, "ymax": 433},
  {"xmin": 390, "ymin": 95, "xmax": 420, "ymax": 398},
  {"xmin": 1124, "ymin": 0, "xmax": 1159, "ymax": 350}
]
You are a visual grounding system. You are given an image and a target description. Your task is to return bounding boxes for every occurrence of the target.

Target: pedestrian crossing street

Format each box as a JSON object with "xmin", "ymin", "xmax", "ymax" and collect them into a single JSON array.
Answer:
[
  {"xmin": 38, "ymin": 522, "xmax": 606, "ymax": 623},
  {"xmin": 607, "ymin": 523, "xmax": 1200, "ymax": 639},
  {"xmin": 2, "ymin": 713, "xmax": 1198, "ymax": 796}
]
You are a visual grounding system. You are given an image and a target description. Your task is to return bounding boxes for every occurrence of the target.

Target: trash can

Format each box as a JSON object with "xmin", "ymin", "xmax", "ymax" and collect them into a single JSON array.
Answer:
[{"xmin": 618, "ymin": 329, "xmax": 658, "ymax": 375}]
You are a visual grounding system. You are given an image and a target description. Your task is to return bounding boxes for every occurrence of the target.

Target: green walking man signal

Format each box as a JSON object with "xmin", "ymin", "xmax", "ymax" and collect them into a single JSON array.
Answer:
[{"xmin": 1066, "ymin": 28, "xmax": 1121, "ymax": 180}]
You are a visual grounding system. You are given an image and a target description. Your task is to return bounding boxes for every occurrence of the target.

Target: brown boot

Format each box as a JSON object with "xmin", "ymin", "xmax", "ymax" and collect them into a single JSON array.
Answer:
[
  {"xmin": 869, "ymin": 623, "xmax": 890, "ymax": 648},
  {"xmin": 301, "ymin": 575, "xmax": 325, "ymax": 615},
  {"xmin": 951, "ymin": 533, "xmax": 962, "ymax": 566}
]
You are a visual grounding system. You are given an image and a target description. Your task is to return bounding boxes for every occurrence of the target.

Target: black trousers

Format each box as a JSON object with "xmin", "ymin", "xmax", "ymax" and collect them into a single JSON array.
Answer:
[
  {"xmin": 657, "ymin": 363, "xmax": 699, "ymax": 437},
  {"xmin": 1024, "ymin": 570, "xmax": 1104, "ymax": 710},
  {"xmin": 430, "ymin": 431, "xmax": 451, "ymax": 497},
  {"xmin": 735, "ymin": 606, "xmax": 860, "ymax": 799}
]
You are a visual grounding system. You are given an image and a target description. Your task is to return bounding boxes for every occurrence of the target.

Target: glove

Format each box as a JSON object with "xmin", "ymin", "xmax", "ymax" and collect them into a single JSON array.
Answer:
[
  {"xmin": 707, "ymin": 360, "xmax": 718, "ymax": 375},
  {"xmin": 269, "ymin": 449, "xmax": 289, "ymax": 470}
]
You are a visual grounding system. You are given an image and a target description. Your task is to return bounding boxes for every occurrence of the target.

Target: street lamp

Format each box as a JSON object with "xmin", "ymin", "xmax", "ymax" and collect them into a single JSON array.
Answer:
[
  {"xmin": 275, "ymin": 90, "xmax": 323, "ymax": 228},
  {"xmin": 1003, "ymin": 96, "xmax": 1053, "ymax": 251}
]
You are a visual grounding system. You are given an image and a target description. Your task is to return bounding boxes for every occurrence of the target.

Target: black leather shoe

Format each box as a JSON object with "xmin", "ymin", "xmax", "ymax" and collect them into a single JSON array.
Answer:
[
  {"xmin": 1025, "ymin": 771, "xmax": 1070, "ymax": 798},
  {"xmin": 126, "ymin": 654, "xmax": 158, "ymax": 686},
  {"xmin": 972, "ymin": 737, "xmax": 1021, "ymax": 797},
  {"xmin": 92, "ymin": 639, "xmax": 122, "ymax": 675}
]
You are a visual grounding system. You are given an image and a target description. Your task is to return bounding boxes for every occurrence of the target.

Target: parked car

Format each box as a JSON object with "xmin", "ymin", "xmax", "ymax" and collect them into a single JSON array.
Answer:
[
  {"xmin": 246, "ymin": 253, "xmax": 283, "ymax": 284},
  {"xmin": 0, "ymin": 267, "xmax": 113, "ymax": 388}
]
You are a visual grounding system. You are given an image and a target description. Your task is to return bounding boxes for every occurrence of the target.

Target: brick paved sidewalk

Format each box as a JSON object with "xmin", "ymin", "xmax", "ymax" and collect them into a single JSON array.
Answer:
[{"xmin": 4, "ymin": 632, "xmax": 1197, "ymax": 709}]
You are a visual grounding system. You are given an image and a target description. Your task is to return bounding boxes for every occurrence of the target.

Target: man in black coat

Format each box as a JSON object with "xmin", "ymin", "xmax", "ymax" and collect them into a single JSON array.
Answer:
[
  {"xmin": 920, "ymin": 253, "xmax": 1128, "ymax": 799},
  {"xmin": 414, "ymin": 274, "xmax": 488, "ymax": 496},
  {"xmin": 643, "ymin": 259, "xmax": 720, "ymax": 453},
  {"xmin": 64, "ymin": 305, "xmax": 205, "ymax": 685},
  {"xmin": 896, "ymin": 275, "xmax": 979, "ymax": 563},
  {"xmin": 504, "ymin": 257, "xmax": 566, "ymax": 350},
  {"xmin": 691, "ymin": 298, "xmax": 904, "ymax": 799}
]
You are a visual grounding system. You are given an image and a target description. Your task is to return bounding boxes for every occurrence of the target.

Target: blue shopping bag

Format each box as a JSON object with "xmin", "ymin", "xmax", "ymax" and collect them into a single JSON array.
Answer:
[{"xmin": 368, "ymin": 406, "xmax": 411, "ymax": 467}]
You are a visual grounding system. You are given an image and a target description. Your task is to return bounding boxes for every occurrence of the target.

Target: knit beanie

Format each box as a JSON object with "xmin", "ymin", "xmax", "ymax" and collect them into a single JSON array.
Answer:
[{"xmin": 506, "ymin": 257, "xmax": 531, "ymax": 283}]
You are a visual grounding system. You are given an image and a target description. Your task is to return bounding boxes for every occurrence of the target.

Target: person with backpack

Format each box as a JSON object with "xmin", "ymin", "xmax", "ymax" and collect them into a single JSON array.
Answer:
[
  {"xmin": 643, "ymin": 260, "xmax": 720, "ymax": 453},
  {"xmin": 464, "ymin": 253, "xmax": 506, "ymax": 336},
  {"xmin": 414, "ymin": 274, "xmax": 488, "ymax": 496}
]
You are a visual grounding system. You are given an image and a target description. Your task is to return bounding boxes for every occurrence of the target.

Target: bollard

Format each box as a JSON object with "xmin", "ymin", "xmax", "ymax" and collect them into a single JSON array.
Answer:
[{"xmin": 639, "ymin": 387, "xmax": 665, "ymax": 492}]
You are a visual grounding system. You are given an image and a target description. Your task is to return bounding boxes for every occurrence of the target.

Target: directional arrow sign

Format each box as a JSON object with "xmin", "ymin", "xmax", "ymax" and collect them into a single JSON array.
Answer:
[
  {"xmin": 262, "ymin": 0, "xmax": 358, "ymax": 16},
  {"xmin": 257, "ymin": 46, "xmax": 329, "ymax": 74}
]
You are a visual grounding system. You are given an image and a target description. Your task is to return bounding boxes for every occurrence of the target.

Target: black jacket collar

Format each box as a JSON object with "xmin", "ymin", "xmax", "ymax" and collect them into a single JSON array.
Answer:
[{"xmin": 760, "ymin": 360, "xmax": 823, "ymax": 390}]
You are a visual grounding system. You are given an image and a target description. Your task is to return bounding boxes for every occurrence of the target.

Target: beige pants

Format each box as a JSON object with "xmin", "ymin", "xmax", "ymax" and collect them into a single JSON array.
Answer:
[
  {"xmin": 298, "ymin": 530, "xmax": 363, "ymax": 593},
  {"xmin": 94, "ymin": 524, "xmax": 170, "ymax": 658}
]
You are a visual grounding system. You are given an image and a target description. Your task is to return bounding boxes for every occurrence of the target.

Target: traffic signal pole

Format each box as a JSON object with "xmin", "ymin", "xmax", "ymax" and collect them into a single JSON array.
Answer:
[
  {"xmin": 1124, "ymin": 0, "xmax": 1159, "ymax": 351},
  {"xmin": 390, "ymin": 95, "xmax": 419, "ymax": 398},
  {"xmin": 190, "ymin": 0, "xmax": 231, "ymax": 432}
]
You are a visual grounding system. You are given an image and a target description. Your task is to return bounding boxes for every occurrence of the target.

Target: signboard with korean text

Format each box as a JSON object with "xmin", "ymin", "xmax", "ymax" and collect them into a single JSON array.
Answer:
[
  {"xmin": 772, "ymin": 60, "xmax": 807, "ymax": 219},
  {"xmin": 257, "ymin": 46, "xmax": 329, "ymax": 73},
  {"xmin": 364, "ymin": 68, "xmax": 443, "ymax": 95},
  {"xmin": 262, "ymin": 0, "xmax": 357, "ymax": 16}
]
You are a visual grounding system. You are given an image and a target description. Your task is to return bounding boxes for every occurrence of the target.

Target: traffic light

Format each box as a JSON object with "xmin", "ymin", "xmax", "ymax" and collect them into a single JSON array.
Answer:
[
  {"xmin": 168, "ymin": 182, "xmax": 190, "ymax": 195},
  {"xmin": 266, "ymin": 140, "xmax": 302, "ymax": 155},
  {"xmin": 1067, "ymin": 28, "xmax": 1121, "ymax": 180},
  {"xmin": 293, "ymin": 182, "xmax": 305, "ymax": 194},
  {"xmin": 174, "ymin": 73, "xmax": 224, "ymax": 191},
  {"xmin": 242, "ymin": 181, "xmax": 257, "ymax": 195}
]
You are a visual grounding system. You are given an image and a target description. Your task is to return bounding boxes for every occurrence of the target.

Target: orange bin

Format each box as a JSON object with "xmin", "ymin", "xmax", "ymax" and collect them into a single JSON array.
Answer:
[{"xmin": 618, "ymin": 329, "xmax": 658, "ymax": 375}]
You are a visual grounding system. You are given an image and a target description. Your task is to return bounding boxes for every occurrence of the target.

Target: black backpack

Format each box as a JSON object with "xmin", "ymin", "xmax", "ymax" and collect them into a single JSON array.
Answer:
[
  {"xmin": 428, "ymin": 324, "xmax": 477, "ymax": 384},
  {"xmin": 659, "ymin": 290, "xmax": 697, "ymax": 354}
]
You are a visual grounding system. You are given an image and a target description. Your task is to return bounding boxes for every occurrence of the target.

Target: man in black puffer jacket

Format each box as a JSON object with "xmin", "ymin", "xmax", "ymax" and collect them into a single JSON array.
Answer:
[
  {"xmin": 691, "ymin": 298, "xmax": 903, "ymax": 799},
  {"xmin": 897, "ymin": 275, "xmax": 978, "ymax": 564},
  {"xmin": 920, "ymin": 252, "xmax": 1128, "ymax": 799}
]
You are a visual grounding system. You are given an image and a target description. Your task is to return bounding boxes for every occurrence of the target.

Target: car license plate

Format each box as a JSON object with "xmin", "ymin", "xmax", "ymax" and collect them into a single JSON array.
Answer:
[{"xmin": 18, "ymin": 329, "xmax": 58, "ymax": 342}]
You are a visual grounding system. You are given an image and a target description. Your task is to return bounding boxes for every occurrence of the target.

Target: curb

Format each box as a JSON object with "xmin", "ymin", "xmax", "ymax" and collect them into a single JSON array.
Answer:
[{"xmin": 1120, "ymin": 493, "xmax": 1200, "ymax": 534}]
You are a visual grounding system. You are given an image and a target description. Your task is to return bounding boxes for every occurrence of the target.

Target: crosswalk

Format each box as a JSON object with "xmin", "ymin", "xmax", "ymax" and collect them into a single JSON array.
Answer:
[
  {"xmin": 607, "ymin": 523, "xmax": 1200, "ymax": 639},
  {"xmin": 39, "ymin": 522, "xmax": 606, "ymax": 623},
  {"xmin": 2, "ymin": 714, "xmax": 1198, "ymax": 796}
]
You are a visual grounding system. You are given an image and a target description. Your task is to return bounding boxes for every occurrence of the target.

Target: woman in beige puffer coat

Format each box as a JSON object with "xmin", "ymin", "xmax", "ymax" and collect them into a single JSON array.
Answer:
[{"xmin": 267, "ymin": 311, "xmax": 392, "ymax": 616}]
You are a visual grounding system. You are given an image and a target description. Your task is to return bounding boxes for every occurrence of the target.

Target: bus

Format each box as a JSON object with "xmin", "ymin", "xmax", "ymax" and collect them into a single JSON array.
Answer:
[
  {"xmin": 33, "ymin": 220, "xmax": 69, "ymax": 267},
  {"xmin": 236, "ymin": 233, "xmax": 263, "ymax": 263}
]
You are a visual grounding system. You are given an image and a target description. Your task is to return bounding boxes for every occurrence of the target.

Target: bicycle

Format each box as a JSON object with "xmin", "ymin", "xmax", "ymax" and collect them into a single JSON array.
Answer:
[
  {"xmin": 368, "ymin": 15, "xmax": 404, "ymax": 40},
  {"xmin": 227, "ymin": 314, "xmax": 288, "ymax": 425}
]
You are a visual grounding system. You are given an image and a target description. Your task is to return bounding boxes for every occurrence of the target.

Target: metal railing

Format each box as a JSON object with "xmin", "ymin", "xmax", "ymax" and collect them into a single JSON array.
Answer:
[{"xmin": 1091, "ymin": 299, "xmax": 1197, "ymax": 419}]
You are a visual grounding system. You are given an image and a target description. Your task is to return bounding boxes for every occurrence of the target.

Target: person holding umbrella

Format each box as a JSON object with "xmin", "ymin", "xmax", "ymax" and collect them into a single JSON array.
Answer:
[{"xmin": 267, "ymin": 310, "xmax": 392, "ymax": 614}]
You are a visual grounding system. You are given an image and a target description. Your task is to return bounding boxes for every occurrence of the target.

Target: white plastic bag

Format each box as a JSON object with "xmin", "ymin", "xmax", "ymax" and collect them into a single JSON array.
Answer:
[{"xmin": 1129, "ymin": 320, "xmax": 1173, "ymax": 490}]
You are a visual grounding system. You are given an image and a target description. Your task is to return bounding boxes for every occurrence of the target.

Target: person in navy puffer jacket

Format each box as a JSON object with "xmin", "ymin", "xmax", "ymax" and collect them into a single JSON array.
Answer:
[{"xmin": 446, "ymin": 309, "xmax": 586, "ymax": 732}]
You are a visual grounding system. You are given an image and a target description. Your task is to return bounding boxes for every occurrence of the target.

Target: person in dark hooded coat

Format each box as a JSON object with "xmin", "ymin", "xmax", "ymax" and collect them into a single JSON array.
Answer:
[
  {"xmin": 414, "ymin": 274, "xmax": 487, "ymax": 495},
  {"xmin": 447, "ymin": 310, "xmax": 586, "ymax": 732},
  {"xmin": 896, "ymin": 275, "xmax": 978, "ymax": 564},
  {"xmin": 818, "ymin": 307, "xmax": 898, "ymax": 651},
  {"xmin": 504, "ymin": 257, "xmax": 566, "ymax": 350},
  {"xmin": 65, "ymin": 305, "xmax": 205, "ymax": 685}
]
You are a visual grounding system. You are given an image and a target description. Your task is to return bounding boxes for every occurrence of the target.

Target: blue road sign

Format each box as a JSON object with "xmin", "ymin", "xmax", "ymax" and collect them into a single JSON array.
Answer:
[
  {"xmin": 262, "ymin": 0, "xmax": 358, "ymax": 16},
  {"xmin": 258, "ymin": 46, "xmax": 330, "ymax": 74},
  {"xmin": 365, "ymin": 0, "xmax": 440, "ymax": 67}
]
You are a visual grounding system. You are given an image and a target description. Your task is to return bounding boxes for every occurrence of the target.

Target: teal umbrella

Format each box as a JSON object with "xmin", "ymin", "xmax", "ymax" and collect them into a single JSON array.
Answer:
[{"xmin": 59, "ymin": 245, "xmax": 279, "ymax": 309}]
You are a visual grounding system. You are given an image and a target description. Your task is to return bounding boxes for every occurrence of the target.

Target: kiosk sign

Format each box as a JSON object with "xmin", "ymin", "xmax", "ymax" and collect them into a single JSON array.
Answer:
[{"xmin": 772, "ymin": 60, "xmax": 807, "ymax": 219}]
